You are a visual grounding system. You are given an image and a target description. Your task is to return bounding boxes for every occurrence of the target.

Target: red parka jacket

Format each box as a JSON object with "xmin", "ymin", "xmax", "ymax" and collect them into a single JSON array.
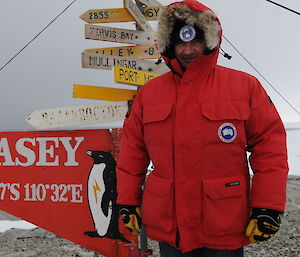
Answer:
[{"xmin": 116, "ymin": 0, "xmax": 288, "ymax": 252}]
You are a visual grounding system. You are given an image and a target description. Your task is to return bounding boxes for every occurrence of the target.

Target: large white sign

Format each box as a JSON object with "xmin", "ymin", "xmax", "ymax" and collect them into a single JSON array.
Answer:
[{"xmin": 26, "ymin": 102, "xmax": 129, "ymax": 129}]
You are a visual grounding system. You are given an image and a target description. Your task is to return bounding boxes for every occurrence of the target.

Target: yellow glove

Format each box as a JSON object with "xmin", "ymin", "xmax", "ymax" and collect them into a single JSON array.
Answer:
[
  {"xmin": 246, "ymin": 208, "xmax": 281, "ymax": 243},
  {"xmin": 119, "ymin": 205, "xmax": 141, "ymax": 236}
]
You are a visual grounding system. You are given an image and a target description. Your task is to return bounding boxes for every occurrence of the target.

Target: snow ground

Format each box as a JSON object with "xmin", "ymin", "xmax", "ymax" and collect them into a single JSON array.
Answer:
[
  {"xmin": 285, "ymin": 122, "xmax": 300, "ymax": 176},
  {"xmin": 0, "ymin": 220, "xmax": 36, "ymax": 233}
]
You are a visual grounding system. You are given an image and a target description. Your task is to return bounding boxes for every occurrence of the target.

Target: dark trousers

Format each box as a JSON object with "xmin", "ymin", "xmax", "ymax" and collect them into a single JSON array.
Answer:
[{"xmin": 159, "ymin": 242, "xmax": 244, "ymax": 257}]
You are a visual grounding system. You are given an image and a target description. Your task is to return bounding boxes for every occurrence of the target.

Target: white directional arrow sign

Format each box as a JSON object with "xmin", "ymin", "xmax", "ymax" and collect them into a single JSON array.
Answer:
[
  {"xmin": 82, "ymin": 51, "xmax": 169, "ymax": 74},
  {"xmin": 85, "ymin": 24, "xmax": 154, "ymax": 45},
  {"xmin": 26, "ymin": 102, "xmax": 129, "ymax": 129}
]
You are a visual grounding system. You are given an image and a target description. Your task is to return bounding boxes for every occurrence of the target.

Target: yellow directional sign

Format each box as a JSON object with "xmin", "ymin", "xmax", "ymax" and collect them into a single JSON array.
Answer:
[
  {"xmin": 85, "ymin": 24, "xmax": 154, "ymax": 45},
  {"xmin": 73, "ymin": 84, "xmax": 137, "ymax": 101},
  {"xmin": 114, "ymin": 66, "xmax": 158, "ymax": 86},
  {"xmin": 124, "ymin": 0, "xmax": 153, "ymax": 31},
  {"xmin": 80, "ymin": 6, "xmax": 164, "ymax": 24},
  {"xmin": 84, "ymin": 45, "xmax": 160, "ymax": 59}
]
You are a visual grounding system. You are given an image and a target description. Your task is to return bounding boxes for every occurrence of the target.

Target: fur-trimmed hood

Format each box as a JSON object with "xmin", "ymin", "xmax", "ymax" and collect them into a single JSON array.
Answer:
[{"xmin": 156, "ymin": 0, "xmax": 221, "ymax": 59}]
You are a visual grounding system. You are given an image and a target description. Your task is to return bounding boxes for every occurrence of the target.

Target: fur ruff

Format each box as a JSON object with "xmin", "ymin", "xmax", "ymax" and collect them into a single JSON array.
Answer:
[{"xmin": 156, "ymin": 3, "xmax": 220, "ymax": 54}]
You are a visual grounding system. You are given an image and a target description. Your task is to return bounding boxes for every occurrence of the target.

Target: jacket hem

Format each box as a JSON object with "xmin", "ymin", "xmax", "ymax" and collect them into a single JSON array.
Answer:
[{"xmin": 146, "ymin": 225, "xmax": 251, "ymax": 253}]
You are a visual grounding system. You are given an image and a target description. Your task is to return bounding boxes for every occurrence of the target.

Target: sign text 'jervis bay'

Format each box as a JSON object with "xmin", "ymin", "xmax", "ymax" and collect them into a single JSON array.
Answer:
[{"xmin": 85, "ymin": 24, "xmax": 153, "ymax": 45}]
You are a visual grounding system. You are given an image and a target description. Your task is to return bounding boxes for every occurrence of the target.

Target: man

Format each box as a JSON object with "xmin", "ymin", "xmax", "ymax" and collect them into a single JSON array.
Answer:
[{"xmin": 116, "ymin": 0, "xmax": 289, "ymax": 256}]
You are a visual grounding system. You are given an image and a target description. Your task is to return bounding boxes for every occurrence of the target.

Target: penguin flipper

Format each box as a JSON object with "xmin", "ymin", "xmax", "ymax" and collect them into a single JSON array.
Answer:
[{"xmin": 101, "ymin": 192, "xmax": 111, "ymax": 217}]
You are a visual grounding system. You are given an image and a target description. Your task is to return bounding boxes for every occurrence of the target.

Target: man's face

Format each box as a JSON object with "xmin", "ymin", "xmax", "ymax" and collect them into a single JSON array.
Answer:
[{"xmin": 174, "ymin": 40, "xmax": 206, "ymax": 70}]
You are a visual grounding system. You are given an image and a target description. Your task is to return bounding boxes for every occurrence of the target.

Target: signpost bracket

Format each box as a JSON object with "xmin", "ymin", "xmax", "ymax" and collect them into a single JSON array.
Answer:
[{"xmin": 136, "ymin": 0, "xmax": 146, "ymax": 14}]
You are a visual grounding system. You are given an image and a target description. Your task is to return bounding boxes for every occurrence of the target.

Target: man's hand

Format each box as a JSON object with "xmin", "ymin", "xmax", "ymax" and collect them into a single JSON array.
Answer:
[
  {"xmin": 246, "ymin": 208, "xmax": 281, "ymax": 243},
  {"xmin": 119, "ymin": 205, "xmax": 141, "ymax": 236}
]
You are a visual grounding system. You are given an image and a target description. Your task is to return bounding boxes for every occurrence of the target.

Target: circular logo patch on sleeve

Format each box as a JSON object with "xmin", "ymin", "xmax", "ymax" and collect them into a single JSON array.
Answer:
[{"xmin": 218, "ymin": 123, "xmax": 237, "ymax": 143}]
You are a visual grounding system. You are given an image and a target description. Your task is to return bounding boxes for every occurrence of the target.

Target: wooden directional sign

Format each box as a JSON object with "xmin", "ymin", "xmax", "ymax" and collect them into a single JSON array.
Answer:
[
  {"xmin": 26, "ymin": 102, "xmax": 129, "ymax": 129},
  {"xmin": 84, "ymin": 45, "xmax": 160, "ymax": 59},
  {"xmin": 137, "ymin": 0, "xmax": 163, "ymax": 6},
  {"xmin": 85, "ymin": 24, "xmax": 153, "ymax": 45},
  {"xmin": 82, "ymin": 51, "xmax": 168, "ymax": 74},
  {"xmin": 124, "ymin": 0, "xmax": 153, "ymax": 31},
  {"xmin": 80, "ymin": 6, "xmax": 164, "ymax": 24},
  {"xmin": 73, "ymin": 84, "xmax": 137, "ymax": 102},
  {"xmin": 114, "ymin": 66, "xmax": 158, "ymax": 86}
]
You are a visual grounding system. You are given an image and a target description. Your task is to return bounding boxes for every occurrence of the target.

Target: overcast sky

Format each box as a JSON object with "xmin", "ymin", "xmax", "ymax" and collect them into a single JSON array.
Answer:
[{"xmin": 0, "ymin": 0, "xmax": 299, "ymax": 131}]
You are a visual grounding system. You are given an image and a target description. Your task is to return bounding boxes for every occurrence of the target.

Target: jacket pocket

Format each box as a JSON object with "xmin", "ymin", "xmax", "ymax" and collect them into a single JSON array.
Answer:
[
  {"xmin": 202, "ymin": 176, "xmax": 249, "ymax": 235},
  {"xmin": 202, "ymin": 101, "xmax": 250, "ymax": 121},
  {"xmin": 201, "ymin": 101, "xmax": 250, "ymax": 145},
  {"xmin": 142, "ymin": 174, "xmax": 175, "ymax": 233},
  {"xmin": 143, "ymin": 104, "xmax": 173, "ymax": 145}
]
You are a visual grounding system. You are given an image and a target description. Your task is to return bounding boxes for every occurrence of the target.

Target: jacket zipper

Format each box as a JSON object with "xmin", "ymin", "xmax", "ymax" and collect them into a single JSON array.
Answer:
[{"xmin": 173, "ymin": 74, "xmax": 180, "ymax": 248}]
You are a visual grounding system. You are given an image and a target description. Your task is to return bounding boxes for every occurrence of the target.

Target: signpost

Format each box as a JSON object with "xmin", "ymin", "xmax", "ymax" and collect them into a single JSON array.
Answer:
[
  {"xmin": 80, "ymin": 6, "xmax": 164, "ymax": 23},
  {"xmin": 84, "ymin": 45, "xmax": 160, "ymax": 59},
  {"xmin": 26, "ymin": 102, "xmax": 129, "ymax": 129},
  {"xmin": 114, "ymin": 65, "xmax": 158, "ymax": 86},
  {"xmin": 22, "ymin": 1, "xmax": 165, "ymax": 255},
  {"xmin": 85, "ymin": 24, "xmax": 154, "ymax": 45},
  {"xmin": 73, "ymin": 84, "xmax": 137, "ymax": 102}
]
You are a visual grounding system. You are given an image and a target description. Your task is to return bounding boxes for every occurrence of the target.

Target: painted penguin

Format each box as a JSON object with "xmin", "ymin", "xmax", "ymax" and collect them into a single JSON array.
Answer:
[{"xmin": 84, "ymin": 150, "xmax": 129, "ymax": 242}]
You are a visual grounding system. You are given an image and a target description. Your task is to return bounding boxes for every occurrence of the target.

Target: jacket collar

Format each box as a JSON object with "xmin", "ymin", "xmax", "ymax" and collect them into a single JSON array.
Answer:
[{"xmin": 169, "ymin": 48, "xmax": 218, "ymax": 80}]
